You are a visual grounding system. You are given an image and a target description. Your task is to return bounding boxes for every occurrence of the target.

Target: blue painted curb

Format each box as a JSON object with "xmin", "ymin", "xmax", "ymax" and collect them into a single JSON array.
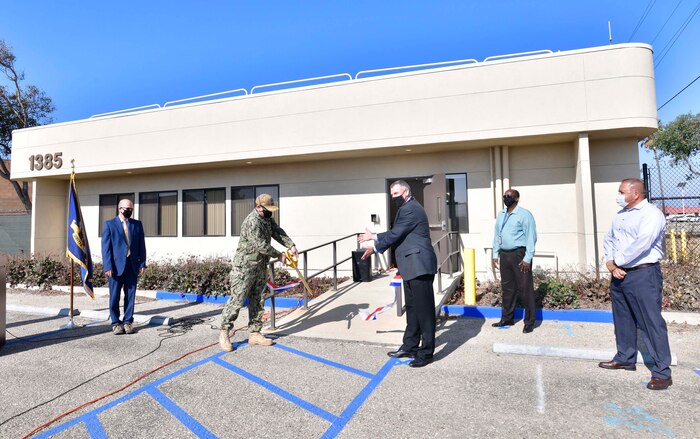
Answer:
[
  {"xmin": 441, "ymin": 305, "xmax": 614, "ymax": 323},
  {"xmin": 156, "ymin": 291, "xmax": 304, "ymax": 309}
]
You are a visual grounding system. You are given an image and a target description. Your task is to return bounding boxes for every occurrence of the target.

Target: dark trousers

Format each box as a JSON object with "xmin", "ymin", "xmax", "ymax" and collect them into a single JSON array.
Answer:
[
  {"xmin": 400, "ymin": 274, "xmax": 436, "ymax": 360},
  {"xmin": 611, "ymin": 264, "xmax": 671, "ymax": 379},
  {"xmin": 108, "ymin": 258, "xmax": 137, "ymax": 327},
  {"xmin": 499, "ymin": 247, "xmax": 536, "ymax": 325}
]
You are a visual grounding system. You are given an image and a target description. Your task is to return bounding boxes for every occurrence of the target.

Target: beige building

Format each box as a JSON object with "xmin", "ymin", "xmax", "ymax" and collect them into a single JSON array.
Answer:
[{"xmin": 10, "ymin": 43, "xmax": 656, "ymax": 278}]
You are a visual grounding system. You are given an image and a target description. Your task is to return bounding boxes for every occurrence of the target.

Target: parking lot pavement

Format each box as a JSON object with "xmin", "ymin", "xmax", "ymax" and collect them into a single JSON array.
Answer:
[{"xmin": 2, "ymin": 306, "xmax": 699, "ymax": 438}]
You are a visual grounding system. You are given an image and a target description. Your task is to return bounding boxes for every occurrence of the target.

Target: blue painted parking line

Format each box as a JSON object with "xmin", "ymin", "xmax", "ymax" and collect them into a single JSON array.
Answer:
[
  {"xmin": 212, "ymin": 356, "xmax": 340, "ymax": 424},
  {"xmin": 83, "ymin": 413, "xmax": 108, "ymax": 439},
  {"xmin": 147, "ymin": 387, "xmax": 217, "ymax": 439},
  {"xmin": 560, "ymin": 323, "xmax": 574, "ymax": 336},
  {"xmin": 321, "ymin": 358, "xmax": 399, "ymax": 439},
  {"xmin": 273, "ymin": 343, "xmax": 374, "ymax": 379},
  {"xmin": 694, "ymin": 369, "xmax": 700, "ymax": 377},
  {"xmin": 34, "ymin": 351, "xmax": 229, "ymax": 438},
  {"xmin": 34, "ymin": 342, "xmax": 399, "ymax": 439}
]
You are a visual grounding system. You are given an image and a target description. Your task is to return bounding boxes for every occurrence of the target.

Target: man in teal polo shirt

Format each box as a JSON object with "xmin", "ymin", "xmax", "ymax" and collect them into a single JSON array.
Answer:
[{"xmin": 492, "ymin": 188, "xmax": 538, "ymax": 333}]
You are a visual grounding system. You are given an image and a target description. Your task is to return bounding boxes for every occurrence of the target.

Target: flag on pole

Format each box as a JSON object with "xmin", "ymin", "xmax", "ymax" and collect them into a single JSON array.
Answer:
[{"xmin": 66, "ymin": 173, "xmax": 95, "ymax": 299}]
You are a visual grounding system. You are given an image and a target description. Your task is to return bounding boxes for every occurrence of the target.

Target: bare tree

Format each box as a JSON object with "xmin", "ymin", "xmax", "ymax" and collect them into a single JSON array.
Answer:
[{"xmin": 0, "ymin": 39, "xmax": 55, "ymax": 212}]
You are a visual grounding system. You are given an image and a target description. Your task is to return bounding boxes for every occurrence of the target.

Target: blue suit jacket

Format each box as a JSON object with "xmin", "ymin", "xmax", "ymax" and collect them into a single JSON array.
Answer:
[
  {"xmin": 375, "ymin": 198, "xmax": 437, "ymax": 280},
  {"xmin": 101, "ymin": 217, "xmax": 146, "ymax": 277}
]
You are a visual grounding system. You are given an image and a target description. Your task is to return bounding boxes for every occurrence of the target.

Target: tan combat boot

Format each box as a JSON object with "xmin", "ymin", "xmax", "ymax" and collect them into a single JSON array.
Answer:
[
  {"xmin": 219, "ymin": 329, "xmax": 234, "ymax": 352},
  {"xmin": 248, "ymin": 332, "xmax": 273, "ymax": 346}
]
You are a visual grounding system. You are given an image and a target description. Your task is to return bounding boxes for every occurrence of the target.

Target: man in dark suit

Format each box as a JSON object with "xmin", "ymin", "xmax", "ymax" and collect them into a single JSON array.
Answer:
[
  {"xmin": 102, "ymin": 199, "xmax": 146, "ymax": 335},
  {"xmin": 359, "ymin": 180, "xmax": 438, "ymax": 367}
]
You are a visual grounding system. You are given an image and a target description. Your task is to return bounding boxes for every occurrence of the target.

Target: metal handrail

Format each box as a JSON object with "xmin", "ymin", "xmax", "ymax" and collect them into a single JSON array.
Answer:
[
  {"xmin": 355, "ymin": 58, "xmax": 478, "ymax": 79},
  {"xmin": 432, "ymin": 231, "xmax": 464, "ymax": 294},
  {"xmin": 88, "ymin": 49, "xmax": 557, "ymax": 120},
  {"xmin": 268, "ymin": 232, "xmax": 360, "ymax": 313},
  {"xmin": 90, "ymin": 104, "xmax": 161, "ymax": 118},
  {"xmin": 163, "ymin": 88, "xmax": 248, "ymax": 107},
  {"xmin": 483, "ymin": 49, "xmax": 553, "ymax": 62},
  {"xmin": 250, "ymin": 73, "xmax": 353, "ymax": 94}
]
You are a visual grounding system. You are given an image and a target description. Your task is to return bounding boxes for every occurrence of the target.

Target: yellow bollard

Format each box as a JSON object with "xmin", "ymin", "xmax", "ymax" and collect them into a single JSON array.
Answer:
[
  {"xmin": 680, "ymin": 229, "xmax": 688, "ymax": 262},
  {"xmin": 669, "ymin": 229, "xmax": 677, "ymax": 263},
  {"xmin": 463, "ymin": 248, "xmax": 476, "ymax": 305}
]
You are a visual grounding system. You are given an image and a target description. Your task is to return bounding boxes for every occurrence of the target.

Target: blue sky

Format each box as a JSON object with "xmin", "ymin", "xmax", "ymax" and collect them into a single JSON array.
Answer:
[{"xmin": 2, "ymin": 1, "xmax": 699, "ymax": 167}]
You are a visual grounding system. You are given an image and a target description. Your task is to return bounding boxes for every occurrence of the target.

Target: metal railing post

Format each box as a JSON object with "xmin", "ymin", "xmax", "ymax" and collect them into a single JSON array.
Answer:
[
  {"xmin": 268, "ymin": 262, "xmax": 276, "ymax": 330},
  {"xmin": 332, "ymin": 241, "xmax": 338, "ymax": 291},
  {"xmin": 303, "ymin": 252, "xmax": 309, "ymax": 309},
  {"xmin": 447, "ymin": 234, "xmax": 453, "ymax": 277}
]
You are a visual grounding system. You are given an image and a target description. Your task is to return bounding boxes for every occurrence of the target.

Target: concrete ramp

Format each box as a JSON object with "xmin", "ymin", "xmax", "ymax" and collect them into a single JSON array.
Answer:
[{"xmin": 267, "ymin": 271, "xmax": 460, "ymax": 346}]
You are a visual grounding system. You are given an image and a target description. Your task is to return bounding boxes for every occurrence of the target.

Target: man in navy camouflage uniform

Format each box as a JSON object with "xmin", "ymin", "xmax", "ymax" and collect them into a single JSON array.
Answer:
[{"xmin": 219, "ymin": 194, "xmax": 297, "ymax": 351}]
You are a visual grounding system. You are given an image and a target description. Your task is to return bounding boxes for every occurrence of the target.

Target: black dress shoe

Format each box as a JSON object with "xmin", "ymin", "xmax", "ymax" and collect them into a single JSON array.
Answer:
[
  {"xmin": 492, "ymin": 320, "xmax": 514, "ymax": 327},
  {"xmin": 408, "ymin": 358, "xmax": 433, "ymax": 368},
  {"xmin": 523, "ymin": 324, "xmax": 534, "ymax": 333},
  {"xmin": 598, "ymin": 360, "xmax": 636, "ymax": 371},
  {"xmin": 387, "ymin": 349, "xmax": 414, "ymax": 359}
]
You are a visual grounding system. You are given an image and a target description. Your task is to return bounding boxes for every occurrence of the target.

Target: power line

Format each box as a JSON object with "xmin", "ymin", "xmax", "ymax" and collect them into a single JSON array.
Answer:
[
  {"xmin": 657, "ymin": 74, "xmax": 700, "ymax": 111},
  {"xmin": 655, "ymin": 2, "xmax": 700, "ymax": 68},
  {"xmin": 651, "ymin": 0, "xmax": 684, "ymax": 44},
  {"xmin": 629, "ymin": 0, "xmax": 658, "ymax": 41}
]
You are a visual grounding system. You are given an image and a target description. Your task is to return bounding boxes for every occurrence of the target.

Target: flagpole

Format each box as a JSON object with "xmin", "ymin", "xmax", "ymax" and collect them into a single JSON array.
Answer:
[{"xmin": 61, "ymin": 165, "xmax": 79, "ymax": 329}]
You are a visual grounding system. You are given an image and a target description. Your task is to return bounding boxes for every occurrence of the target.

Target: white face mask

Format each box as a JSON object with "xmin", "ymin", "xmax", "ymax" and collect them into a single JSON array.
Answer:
[{"xmin": 615, "ymin": 193, "xmax": 628, "ymax": 208}]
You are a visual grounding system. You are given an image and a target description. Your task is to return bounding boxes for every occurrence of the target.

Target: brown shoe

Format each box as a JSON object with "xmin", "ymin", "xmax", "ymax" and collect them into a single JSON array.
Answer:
[
  {"xmin": 647, "ymin": 377, "xmax": 672, "ymax": 390},
  {"xmin": 112, "ymin": 324, "xmax": 125, "ymax": 335},
  {"xmin": 598, "ymin": 360, "xmax": 636, "ymax": 371},
  {"xmin": 219, "ymin": 330, "xmax": 234, "ymax": 352},
  {"xmin": 124, "ymin": 323, "xmax": 136, "ymax": 334},
  {"xmin": 248, "ymin": 332, "xmax": 273, "ymax": 346}
]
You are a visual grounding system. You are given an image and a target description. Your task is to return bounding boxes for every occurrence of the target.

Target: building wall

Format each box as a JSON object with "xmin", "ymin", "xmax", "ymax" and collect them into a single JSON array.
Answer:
[
  {"xmin": 590, "ymin": 137, "xmax": 642, "ymax": 264},
  {"xmin": 32, "ymin": 179, "xmax": 67, "ymax": 255},
  {"xmin": 10, "ymin": 44, "xmax": 656, "ymax": 180},
  {"xmin": 30, "ymin": 143, "xmax": 602, "ymax": 278},
  {"xmin": 15, "ymin": 44, "xmax": 657, "ymax": 278}
]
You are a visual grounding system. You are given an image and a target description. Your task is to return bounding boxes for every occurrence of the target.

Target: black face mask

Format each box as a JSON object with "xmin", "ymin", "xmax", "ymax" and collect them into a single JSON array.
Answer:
[
  {"xmin": 503, "ymin": 196, "xmax": 516, "ymax": 207},
  {"xmin": 392, "ymin": 195, "xmax": 406, "ymax": 208},
  {"xmin": 262, "ymin": 209, "xmax": 273, "ymax": 219},
  {"xmin": 121, "ymin": 208, "xmax": 133, "ymax": 218}
]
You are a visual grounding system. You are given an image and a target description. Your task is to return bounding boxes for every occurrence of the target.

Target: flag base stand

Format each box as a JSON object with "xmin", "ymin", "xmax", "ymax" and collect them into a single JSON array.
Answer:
[{"xmin": 60, "ymin": 319, "xmax": 81, "ymax": 330}]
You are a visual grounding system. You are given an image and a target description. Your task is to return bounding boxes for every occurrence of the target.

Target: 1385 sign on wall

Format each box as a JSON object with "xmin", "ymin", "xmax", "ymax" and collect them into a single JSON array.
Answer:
[{"xmin": 29, "ymin": 152, "xmax": 63, "ymax": 171}]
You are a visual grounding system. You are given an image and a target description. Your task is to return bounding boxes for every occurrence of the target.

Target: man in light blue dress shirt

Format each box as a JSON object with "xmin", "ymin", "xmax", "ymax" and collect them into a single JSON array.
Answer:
[
  {"xmin": 492, "ymin": 189, "xmax": 538, "ymax": 333},
  {"xmin": 599, "ymin": 178, "xmax": 672, "ymax": 390}
]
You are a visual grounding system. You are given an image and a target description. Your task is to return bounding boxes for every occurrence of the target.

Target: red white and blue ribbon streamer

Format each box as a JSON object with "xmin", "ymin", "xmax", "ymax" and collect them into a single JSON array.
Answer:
[
  {"xmin": 360, "ymin": 274, "xmax": 402, "ymax": 321},
  {"xmin": 266, "ymin": 280, "xmax": 301, "ymax": 292}
]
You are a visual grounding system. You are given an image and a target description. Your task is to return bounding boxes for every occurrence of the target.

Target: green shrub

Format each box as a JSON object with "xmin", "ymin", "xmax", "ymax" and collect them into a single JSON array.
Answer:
[
  {"xmin": 4, "ymin": 253, "xmax": 348, "ymax": 300},
  {"xmin": 661, "ymin": 262, "xmax": 700, "ymax": 311},
  {"xmin": 536, "ymin": 278, "xmax": 579, "ymax": 309}
]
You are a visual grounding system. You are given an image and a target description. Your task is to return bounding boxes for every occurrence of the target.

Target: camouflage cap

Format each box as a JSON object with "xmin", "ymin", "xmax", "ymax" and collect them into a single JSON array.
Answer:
[{"xmin": 255, "ymin": 193, "xmax": 279, "ymax": 211}]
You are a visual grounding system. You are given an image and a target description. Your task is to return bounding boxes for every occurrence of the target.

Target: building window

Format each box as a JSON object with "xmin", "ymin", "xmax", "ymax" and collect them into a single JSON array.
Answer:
[
  {"xmin": 446, "ymin": 173, "xmax": 468, "ymax": 233},
  {"xmin": 183, "ymin": 188, "xmax": 225, "ymax": 236},
  {"xmin": 98, "ymin": 193, "xmax": 135, "ymax": 237},
  {"xmin": 231, "ymin": 185, "xmax": 279, "ymax": 235},
  {"xmin": 139, "ymin": 191, "xmax": 177, "ymax": 237}
]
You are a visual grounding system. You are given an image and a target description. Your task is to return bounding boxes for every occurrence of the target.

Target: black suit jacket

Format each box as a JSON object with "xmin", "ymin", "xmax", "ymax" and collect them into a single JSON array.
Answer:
[{"xmin": 375, "ymin": 198, "xmax": 438, "ymax": 280}]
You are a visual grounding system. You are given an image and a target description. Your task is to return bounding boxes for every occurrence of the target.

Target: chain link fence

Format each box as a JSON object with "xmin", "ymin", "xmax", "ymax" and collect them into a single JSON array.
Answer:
[{"xmin": 642, "ymin": 160, "xmax": 700, "ymax": 263}]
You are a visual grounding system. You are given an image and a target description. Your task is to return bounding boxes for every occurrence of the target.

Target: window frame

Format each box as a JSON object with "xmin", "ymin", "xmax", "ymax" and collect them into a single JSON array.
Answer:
[
  {"xmin": 182, "ymin": 187, "xmax": 226, "ymax": 237},
  {"xmin": 139, "ymin": 190, "xmax": 178, "ymax": 237},
  {"xmin": 446, "ymin": 173, "xmax": 469, "ymax": 234},
  {"xmin": 98, "ymin": 192, "xmax": 135, "ymax": 237},
  {"xmin": 230, "ymin": 184, "xmax": 280, "ymax": 236}
]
